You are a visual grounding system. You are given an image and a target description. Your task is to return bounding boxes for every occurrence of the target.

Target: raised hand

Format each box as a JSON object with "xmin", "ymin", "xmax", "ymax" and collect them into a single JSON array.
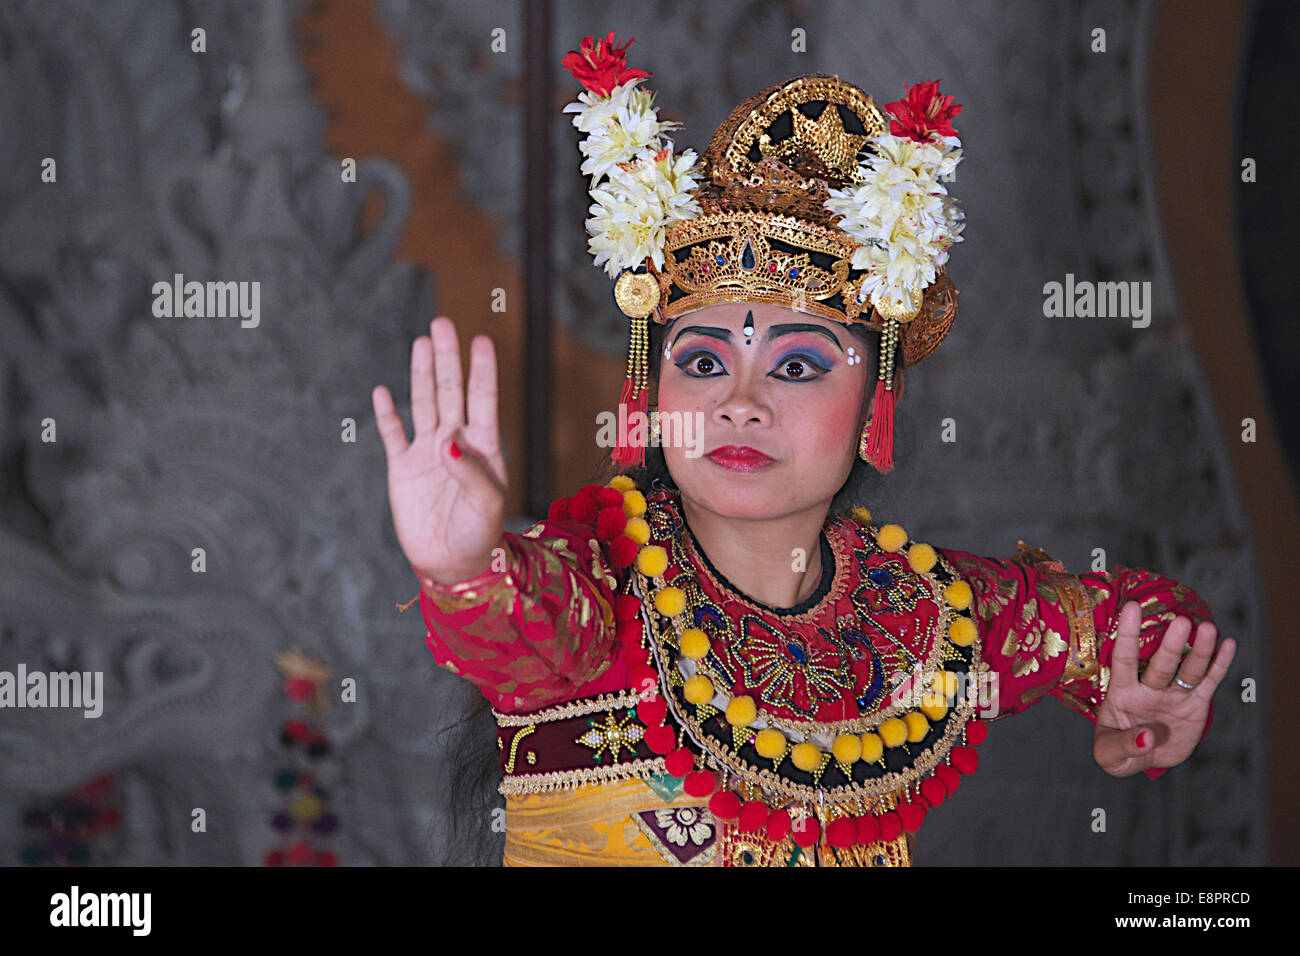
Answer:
[
  {"xmin": 372, "ymin": 317, "xmax": 509, "ymax": 586},
  {"xmin": 1093, "ymin": 601, "xmax": 1236, "ymax": 777}
]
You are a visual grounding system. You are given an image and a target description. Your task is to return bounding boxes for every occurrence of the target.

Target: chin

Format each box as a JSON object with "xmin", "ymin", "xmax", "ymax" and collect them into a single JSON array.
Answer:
[{"xmin": 675, "ymin": 462, "xmax": 806, "ymax": 519}]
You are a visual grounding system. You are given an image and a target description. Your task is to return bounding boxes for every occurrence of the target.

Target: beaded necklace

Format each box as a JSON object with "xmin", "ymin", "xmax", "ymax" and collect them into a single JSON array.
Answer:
[{"xmin": 547, "ymin": 474, "xmax": 989, "ymax": 855}]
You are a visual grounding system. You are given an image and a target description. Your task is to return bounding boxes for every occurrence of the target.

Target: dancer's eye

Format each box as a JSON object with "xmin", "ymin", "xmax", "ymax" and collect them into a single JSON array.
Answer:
[
  {"xmin": 770, "ymin": 352, "xmax": 831, "ymax": 382},
  {"xmin": 676, "ymin": 349, "xmax": 727, "ymax": 377}
]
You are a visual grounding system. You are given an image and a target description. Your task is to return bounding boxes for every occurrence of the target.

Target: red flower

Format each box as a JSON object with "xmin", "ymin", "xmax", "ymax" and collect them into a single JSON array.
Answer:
[
  {"xmin": 561, "ymin": 31, "xmax": 652, "ymax": 97},
  {"xmin": 884, "ymin": 79, "xmax": 962, "ymax": 142}
]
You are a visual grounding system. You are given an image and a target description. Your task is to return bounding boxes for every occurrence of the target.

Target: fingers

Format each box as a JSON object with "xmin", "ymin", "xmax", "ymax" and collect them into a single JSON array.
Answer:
[
  {"xmin": 1194, "ymin": 636, "xmax": 1237, "ymax": 705},
  {"xmin": 371, "ymin": 384, "xmax": 409, "ymax": 459},
  {"xmin": 431, "ymin": 316, "xmax": 465, "ymax": 430},
  {"xmin": 465, "ymin": 334, "xmax": 499, "ymax": 437},
  {"xmin": 1108, "ymin": 601, "xmax": 1142, "ymax": 690},
  {"xmin": 1170, "ymin": 620, "xmax": 1218, "ymax": 690},
  {"xmin": 1140, "ymin": 614, "xmax": 1194, "ymax": 690},
  {"xmin": 1094, "ymin": 723, "xmax": 1160, "ymax": 777},
  {"xmin": 410, "ymin": 334, "xmax": 437, "ymax": 438}
]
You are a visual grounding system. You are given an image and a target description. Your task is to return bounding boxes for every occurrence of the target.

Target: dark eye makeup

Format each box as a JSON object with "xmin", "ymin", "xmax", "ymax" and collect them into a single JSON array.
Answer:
[{"xmin": 673, "ymin": 346, "xmax": 832, "ymax": 382}]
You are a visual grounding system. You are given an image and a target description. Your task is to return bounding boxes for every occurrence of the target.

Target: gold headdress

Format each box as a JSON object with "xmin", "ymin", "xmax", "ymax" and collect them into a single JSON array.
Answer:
[{"xmin": 563, "ymin": 33, "xmax": 964, "ymax": 472}]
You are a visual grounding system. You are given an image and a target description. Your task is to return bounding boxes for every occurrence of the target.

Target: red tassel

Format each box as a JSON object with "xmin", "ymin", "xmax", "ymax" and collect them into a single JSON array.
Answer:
[
  {"xmin": 610, "ymin": 376, "xmax": 649, "ymax": 467},
  {"xmin": 865, "ymin": 375, "xmax": 898, "ymax": 474}
]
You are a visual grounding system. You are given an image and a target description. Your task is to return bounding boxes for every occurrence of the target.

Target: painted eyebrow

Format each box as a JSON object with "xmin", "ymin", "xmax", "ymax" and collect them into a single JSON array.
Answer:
[{"xmin": 671, "ymin": 323, "xmax": 844, "ymax": 353}]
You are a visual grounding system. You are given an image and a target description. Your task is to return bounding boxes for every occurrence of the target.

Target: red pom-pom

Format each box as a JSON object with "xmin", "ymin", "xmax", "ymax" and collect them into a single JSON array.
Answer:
[
  {"xmin": 684, "ymin": 770, "xmax": 716, "ymax": 798},
  {"xmin": 935, "ymin": 763, "xmax": 962, "ymax": 795},
  {"xmin": 709, "ymin": 790, "xmax": 741, "ymax": 819},
  {"xmin": 596, "ymin": 486, "xmax": 624, "ymax": 508},
  {"xmin": 643, "ymin": 725, "xmax": 676, "ymax": 754},
  {"xmin": 596, "ymin": 506, "xmax": 627, "ymax": 540},
  {"xmin": 877, "ymin": 811, "xmax": 902, "ymax": 842},
  {"xmin": 547, "ymin": 497, "xmax": 570, "ymax": 521},
  {"xmin": 614, "ymin": 595, "xmax": 641, "ymax": 621},
  {"xmin": 286, "ymin": 677, "xmax": 315, "ymax": 702},
  {"xmin": 314, "ymin": 851, "xmax": 338, "ymax": 867},
  {"xmin": 608, "ymin": 536, "xmax": 638, "ymax": 569},
  {"xmin": 791, "ymin": 816, "xmax": 820, "ymax": 848},
  {"xmin": 616, "ymin": 619, "xmax": 643, "ymax": 643},
  {"xmin": 629, "ymin": 665, "xmax": 658, "ymax": 697},
  {"xmin": 965, "ymin": 718, "xmax": 988, "ymax": 745},
  {"xmin": 738, "ymin": 801, "xmax": 769, "ymax": 833},
  {"xmin": 664, "ymin": 747, "xmax": 694, "ymax": 778},
  {"xmin": 264, "ymin": 850, "xmax": 286, "ymax": 867},
  {"xmin": 621, "ymin": 640, "xmax": 645, "ymax": 669},
  {"xmin": 637, "ymin": 696, "xmax": 667, "ymax": 727},
  {"xmin": 855, "ymin": 814, "xmax": 881, "ymax": 844},
  {"xmin": 920, "ymin": 776, "xmax": 946, "ymax": 808},
  {"xmin": 896, "ymin": 796, "xmax": 927, "ymax": 832},
  {"xmin": 951, "ymin": 745, "xmax": 979, "ymax": 775},
  {"xmin": 766, "ymin": 808, "xmax": 792, "ymax": 842},
  {"xmin": 287, "ymin": 841, "xmax": 314, "ymax": 865},
  {"xmin": 826, "ymin": 817, "xmax": 857, "ymax": 848},
  {"xmin": 283, "ymin": 719, "xmax": 311, "ymax": 742},
  {"xmin": 569, "ymin": 490, "xmax": 598, "ymax": 523}
]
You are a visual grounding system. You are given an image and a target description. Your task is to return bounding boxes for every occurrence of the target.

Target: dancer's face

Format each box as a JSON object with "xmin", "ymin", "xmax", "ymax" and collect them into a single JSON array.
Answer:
[{"xmin": 656, "ymin": 302, "xmax": 872, "ymax": 520}]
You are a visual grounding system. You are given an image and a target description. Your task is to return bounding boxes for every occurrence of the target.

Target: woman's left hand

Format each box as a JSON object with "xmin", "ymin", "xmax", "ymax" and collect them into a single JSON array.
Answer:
[{"xmin": 1093, "ymin": 601, "xmax": 1236, "ymax": 777}]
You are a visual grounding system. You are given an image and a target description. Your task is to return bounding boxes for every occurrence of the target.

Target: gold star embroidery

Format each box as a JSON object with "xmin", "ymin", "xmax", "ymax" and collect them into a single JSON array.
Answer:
[{"xmin": 576, "ymin": 710, "xmax": 645, "ymax": 764}]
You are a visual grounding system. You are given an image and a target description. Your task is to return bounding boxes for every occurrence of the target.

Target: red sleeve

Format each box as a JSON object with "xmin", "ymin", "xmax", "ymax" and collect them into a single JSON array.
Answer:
[
  {"xmin": 938, "ymin": 541, "xmax": 1217, "ymax": 780},
  {"xmin": 413, "ymin": 516, "xmax": 623, "ymax": 713}
]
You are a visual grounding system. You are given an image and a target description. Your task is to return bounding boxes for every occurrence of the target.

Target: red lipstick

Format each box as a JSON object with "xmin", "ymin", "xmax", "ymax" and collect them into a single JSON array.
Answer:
[{"xmin": 705, "ymin": 445, "xmax": 775, "ymax": 473}]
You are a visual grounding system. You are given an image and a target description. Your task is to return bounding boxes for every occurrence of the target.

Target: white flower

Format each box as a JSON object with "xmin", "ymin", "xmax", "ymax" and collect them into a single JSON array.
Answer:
[
  {"xmin": 585, "ymin": 144, "xmax": 702, "ymax": 276},
  {"xmin": 827, "ymin": 132, "xmax": 965, "ymax": 310},
  {"xmin": 564, "ymin": 79, "xmax": 681, "ymax": 183},
  {"xmin": 654, "ymin": 807, "xmax": 713, "ymax": 847},
  {"xmin": 585, "ymin": 184, "xmax": 667, "ymax": 278}
]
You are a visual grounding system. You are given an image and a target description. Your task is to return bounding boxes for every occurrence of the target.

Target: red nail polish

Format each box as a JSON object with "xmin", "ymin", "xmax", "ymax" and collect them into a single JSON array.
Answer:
[
  {"xmin": 1136, "ymin": 731, "xmax": 1148, "ymax": 748},
  {"xmin": 448, "ymin": 440, "xmax": 461, "ymax": 459}
]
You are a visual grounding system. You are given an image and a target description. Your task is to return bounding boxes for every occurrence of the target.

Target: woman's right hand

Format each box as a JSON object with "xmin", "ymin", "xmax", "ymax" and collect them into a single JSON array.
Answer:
[{"xmin": 372, "ymin": 316, "xmax": 508, "ymax": 587}]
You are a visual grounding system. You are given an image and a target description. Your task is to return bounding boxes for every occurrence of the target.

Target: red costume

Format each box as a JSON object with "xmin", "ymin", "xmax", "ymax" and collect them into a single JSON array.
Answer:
[{"xmin": 413, "ymin": 482, "xmax": 1214, "ymax": 866}]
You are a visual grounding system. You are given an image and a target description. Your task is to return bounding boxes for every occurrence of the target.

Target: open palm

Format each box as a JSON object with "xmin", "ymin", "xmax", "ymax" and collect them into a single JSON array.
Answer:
[
  {"xmin": 1093, "ymin": 600, "xmax": 1236, "ymax": 777},
  {"xmin": 372, "ymin": 316, "xmax": 509, "ymax": 586}
]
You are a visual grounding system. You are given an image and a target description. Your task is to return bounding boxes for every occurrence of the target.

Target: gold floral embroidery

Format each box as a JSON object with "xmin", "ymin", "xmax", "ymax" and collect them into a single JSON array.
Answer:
[{"xmin": 1000, "ymin": 597, "xmax": 1068, "ymax": 678}]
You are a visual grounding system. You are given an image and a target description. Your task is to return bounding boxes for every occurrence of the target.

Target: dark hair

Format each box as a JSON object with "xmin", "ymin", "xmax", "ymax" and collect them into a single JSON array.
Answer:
[{"xmin": 442, "ymin": 312, "xmax": 898, "ymax": 864}]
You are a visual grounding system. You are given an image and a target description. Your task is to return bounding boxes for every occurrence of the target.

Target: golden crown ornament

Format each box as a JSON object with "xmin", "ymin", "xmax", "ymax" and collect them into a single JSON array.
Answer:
[{"xmin": 562, "ymin": 32, "xmax": 965, "ymax": 472}]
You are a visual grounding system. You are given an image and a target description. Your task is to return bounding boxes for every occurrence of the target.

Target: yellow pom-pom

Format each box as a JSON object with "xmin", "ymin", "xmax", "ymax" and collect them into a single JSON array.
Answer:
[
  {"xmin": 859, "ymin": 732, "xmax": 884, "ymax": 763},
  {"xmin": 948, "ymin": 616, "xmax": 977, "ymax": 646},
  {"xmin": 791, "ymin": 742, "xmax": 822, "ymax": 772},
  {"xmin": 832, "ymin": 733, "xmax": 862, "ymax": 764},
  {"xmin": 679, "ymin": 628, "xmax": 710, "ymax": 660},
  {"xmin": 938, "ymin": 671, "xmax": 959, "ymax": 698},
  {"xmin": 943, "ymin": 579, "xmax": 973, "ymax": 611},
  {"xmin": 622, "ymin": 490, "xmax": 647, "ymax": 518},
  {"xmin": 636, "ymin": 545, "xmax": 668, "ymax": 578},
  {"xmin": 655, "ymin": 586, "xmax": 687, "ymax": 618},
  {"xmin": 623, "ymin": 516, "xmax": 651, "ymax": 545},
  {"xmin": 904, "ymin": 711, "xmax": 930, "ymax": 742},
  {"xmin": 683, "ymin": 674, "xmax": 715, "ymax": 706},
  {"xmin": 878, "ymin": 717, "xmax": 908, "ymax": 747},
  {"xmin": 876, "ymin": 523, "xmax": 908, "ymax": 553},
  {"xmin": 754, "ymin": 729, "xmax": 787, "ymax": 759},
  {"xmin": 907, "ymin": 542, "xmax": 937, "ymax": 574},
  {"xmin": 291, "ymin": 793, "xmax": 323, "ymax": 822},
  {"xmin": 607, "ymin": 475, "xmax": 636, "ymax": 493},
  {"xmin": 725, "ymin": 695, "xmax": 757, "ymax": 726},
  {"xmin": 849, "ymin": 505, "xmax": 872, "ymax": 526},
  {"xmin": 920, "ymin": 693, "xmax": 949, "ymax": 721}
]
